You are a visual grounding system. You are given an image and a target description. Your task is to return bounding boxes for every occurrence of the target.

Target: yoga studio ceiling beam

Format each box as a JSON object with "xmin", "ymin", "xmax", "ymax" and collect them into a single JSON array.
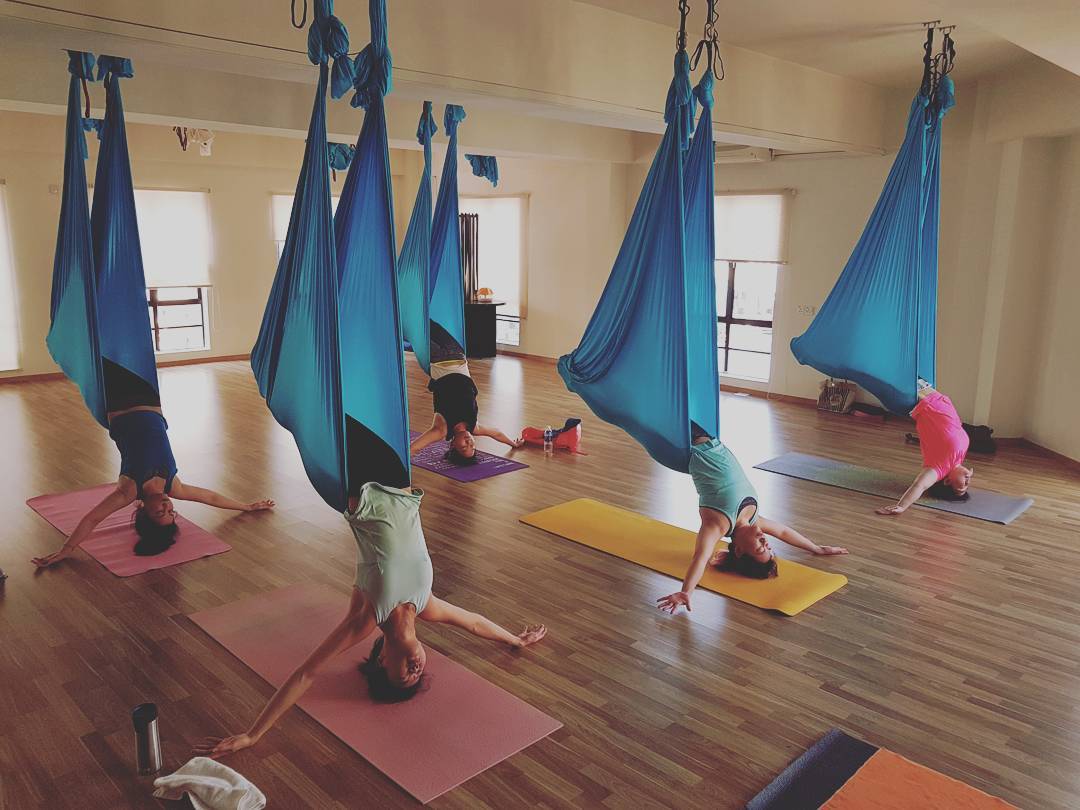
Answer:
[{"xmin": 0, "ymin": 0, "xmax": 892, "ymax": 156}]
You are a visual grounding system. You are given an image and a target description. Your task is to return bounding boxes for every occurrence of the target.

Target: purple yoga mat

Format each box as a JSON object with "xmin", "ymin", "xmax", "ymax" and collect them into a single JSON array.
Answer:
[{"xmin": 409, "ymin": 431, "xmax": 528, "ymax": 482}]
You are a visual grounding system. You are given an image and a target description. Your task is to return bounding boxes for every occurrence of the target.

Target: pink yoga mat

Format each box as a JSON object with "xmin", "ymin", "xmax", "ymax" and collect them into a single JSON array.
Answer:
[
  {"xmin": 27, "ymin": 484, "xmax": 231, "ymax": 577},
  {"xmin": 190, "ymin": 583, "xmax": 562, "ymax": 804}
]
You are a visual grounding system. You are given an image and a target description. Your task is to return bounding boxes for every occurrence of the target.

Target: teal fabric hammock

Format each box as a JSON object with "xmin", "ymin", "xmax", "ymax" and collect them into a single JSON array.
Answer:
[
  {"xmin": 251, "ymin": 0, "xmax": 410, "ymax": 511},
  {"xmin": 465, "ymin": 154, "xmax": 499, "ymax": 187},
  {"xmin": 558, "ymin": 47, "xmax": 719, "ymax": 474},
  {"xmin": 429, "ymin": 104, "xmax": 468, "ymax": 355},
  {"xmin": 791, "ymin": 33, "xmax": 956, "ymax": 415},
  {"xmin": 47, "ymin": 51, "xmax": 158, "ymax": 428},
  {"xmin": 397, "ymin": 102, "xmax": 469, "ymax": 370},
  {"xmin": 396, "ymin": 101, "xmax": 438, "ymax": 373}
]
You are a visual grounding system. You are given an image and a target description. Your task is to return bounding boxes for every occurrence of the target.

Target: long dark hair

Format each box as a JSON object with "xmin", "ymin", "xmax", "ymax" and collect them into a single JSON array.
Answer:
[
  {"xmin": 359, "ymin": 636, "xmax": 427, "ymax": 703},
  {"xmin": 132, "ymin": 507, "xmax": 179, "ymax": 556},
  {"xmin": 443, "ymin": 447, "xmax": 479, "ymax": 467},
  {"xmin": 715, "ymin": 548, "xmax": 778, "ymax": 580},
  {"xmin": 927, "ymin": 480, "xmax": 971, "ymax": 502}
]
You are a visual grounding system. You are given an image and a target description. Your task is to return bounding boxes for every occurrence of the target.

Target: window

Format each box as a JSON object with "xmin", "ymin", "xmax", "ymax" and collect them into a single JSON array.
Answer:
[
  {"xmin": 133, "ymin": 190, "xmax": 213, "ymax": 354},
  {"xmin": 147, "ymin": 287, "xmax": 209, "ymax": 353},
  {"xmin": 272, "ymin": 194, "xmax": 339, "ymax": 259},
  {"xmin": 714, "ymin": 193, "xmax": 787, "ymax": 382},
  {"xmin": 0, "ymin": 184, "xmax": 18, "ymax": 370},
  {"xmin": 459, "ymin": 196, "xmax": 526, "ymax": 347}
]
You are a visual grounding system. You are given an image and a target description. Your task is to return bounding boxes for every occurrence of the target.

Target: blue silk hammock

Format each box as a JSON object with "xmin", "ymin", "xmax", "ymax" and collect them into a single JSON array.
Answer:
[
  {"xmin": 397, "ymin": 103, "xmax": 469, "ymax": 372},
  {"xmin": 48, "ymin": 51, "xmax": 159, "ymax": 428},
  {"xmin": 465, "ymin": 154, "xmax": 499, "ymax": 187},
  {"xmin": 396, "ymin": 101, "xmax": 438, "ymax": 372},
  {"xmin": 790, "ymin": 29, "xmax": 957, "ymax": 415},
  {"xmin": 558, "ymin": 3, "xmax": 721, "ymax": 474},
  {"xmin": 251, "ymin": 0, "xmax": 410, "ymax": 511}
]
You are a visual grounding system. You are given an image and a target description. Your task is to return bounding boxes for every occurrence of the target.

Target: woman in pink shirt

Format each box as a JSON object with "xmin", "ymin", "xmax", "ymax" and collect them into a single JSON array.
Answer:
[{"xmin": 877, "ymin": 381, "xmax": 973, "ymax": 516}]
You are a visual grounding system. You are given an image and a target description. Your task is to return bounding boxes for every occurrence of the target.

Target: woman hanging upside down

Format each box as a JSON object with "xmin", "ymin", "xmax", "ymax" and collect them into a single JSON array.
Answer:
[
  {"xmin": 656, "ymin": 428, "xmax": 848, "ymax": 614},
  {"xmin": 31, "ymin": 361, "xmax": 274, "ymax": 568},
  {"xmin": 410, "ymin": 323, "xmax": 523, "ymax": 465},
  {"xmin": 194, "ymin": 428, "xmax": 547, "ymax": 758},
  {"xmin": 876, "ymin": 380, "xmax": 972, "ymax": 516}
]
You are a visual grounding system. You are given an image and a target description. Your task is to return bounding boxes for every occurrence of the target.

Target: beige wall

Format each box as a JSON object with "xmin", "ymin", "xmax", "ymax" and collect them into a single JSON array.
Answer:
[{"xmin": 0, "ymin": 110, "xmax": 412, "ymax": 377}]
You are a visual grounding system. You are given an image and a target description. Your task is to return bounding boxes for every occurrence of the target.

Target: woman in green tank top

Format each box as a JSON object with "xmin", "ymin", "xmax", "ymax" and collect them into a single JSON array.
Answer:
[{"xmin": 656, "ymin": 432, "xmax": 849, "ymax": 614}]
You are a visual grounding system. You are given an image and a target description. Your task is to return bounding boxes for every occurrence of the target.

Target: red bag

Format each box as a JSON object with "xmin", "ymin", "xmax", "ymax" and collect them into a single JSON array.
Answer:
[{"xmin": 521, "ymin": 418, "xmax": 586, "ymax": 454}]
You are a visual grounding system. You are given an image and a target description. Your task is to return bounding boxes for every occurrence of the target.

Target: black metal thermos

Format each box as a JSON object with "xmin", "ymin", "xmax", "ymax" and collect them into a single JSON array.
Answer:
[{"xmin": 132, "ymin": 703, "xmax": 163, "ymax": 775}]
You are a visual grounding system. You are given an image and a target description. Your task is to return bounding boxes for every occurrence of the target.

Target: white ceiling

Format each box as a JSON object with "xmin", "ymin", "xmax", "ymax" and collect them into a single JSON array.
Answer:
[{"xmin": 577, "ymin": 0, "xmax": 1060, "ymax": 88}]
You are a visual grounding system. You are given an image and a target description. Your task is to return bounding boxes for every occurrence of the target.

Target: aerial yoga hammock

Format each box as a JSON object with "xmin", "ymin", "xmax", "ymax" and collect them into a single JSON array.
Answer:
[
  {"xmin": 200, "ymin": 2, "xmax": 545, "ymax": 755},
  {"xmin": 397, "ymin": 103, "xmax": 468, "ymax": 374},
  {"xmin": 465, "ymin": 154, "xmax": 499, "ymax": 187},
  {"xmin": 790, "ymin": 28, "xmax": 957, "ymax": 417},
  {"xmin": 34, "ymin": 52, "xmax": 271, "ymax": 570},
  {"xmin": 557, "ymin": 3, "xmax": 847, "ymax": 614},
  {"xmin": 401, "ymin": 104, "xmax": 523, "ymax": 464}
]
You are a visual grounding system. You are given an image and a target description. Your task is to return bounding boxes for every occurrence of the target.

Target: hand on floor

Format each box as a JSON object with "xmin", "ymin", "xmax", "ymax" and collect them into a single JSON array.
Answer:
[
  {"xmin": 31, "ymin": 548, "xmax": 71, "ymax": 568},
  {"xmin": 516, "ymin": 624, "xmax": 547, "ymax": 647},
  {"xmin": 656, "ymin": 591, "xmax": 691, "ymax": 614},
  {"xmin": 814, "ymin": 545, "xmax": 849, "ymax": 555},
  {"xmin": 193, "ymin": 733, "xmax": 256, "ymax": 759},
  {"xmin": 875, "ymin": 504, "xmax": 906, "ymax": 516},
  {"xmin": 245, "ymin": 499, "xmax": 275, "ymax": 512}
]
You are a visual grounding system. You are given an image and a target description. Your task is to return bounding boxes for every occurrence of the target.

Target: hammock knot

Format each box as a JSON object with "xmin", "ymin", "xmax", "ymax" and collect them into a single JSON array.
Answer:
[
  {"xmin": 96, "ymin": 56, "xmax": 133, "ymax": 81},
  {"xmin": 349, "ymin": 43, "xmax": 392, "ymax": 109},
  {"xmin": 664, "ymin": 50, "xmax": 694, "ymax": 149},
  {"xmin": 66, "ymin": 50, "xmax": 96, "ymax": 80},
  {"xmin": 82, "ymin": 117, "xmax": 105, "ymax": 142},
  {"xmin": 444, "ymin": 104, "xmax": 466, "ymax": 137},
  {"xmin": 306, "ymin": 1, "xmax": 353, "ymax": 99},
  {"xmin": 327, "ymin": 141, "xmax": 355, "ymax": 171},
  {"xmin": 693, "ymin": 71, "xmax": 715, "ymax": 110},
  {"xmin": 416, "ymin": 101, "xmax": 438, "ymax": 145},
  {"xmin": 465, "ymin": 155, "xmax": 499, "ymax": 187}
]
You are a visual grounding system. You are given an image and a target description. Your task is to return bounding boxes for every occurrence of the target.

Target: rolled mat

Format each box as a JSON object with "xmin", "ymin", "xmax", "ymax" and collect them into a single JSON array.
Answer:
[
  {"xmin": 747, "ymin": 728, "xmax": 1017, "ymax": 809},
  {"xmin": 754, "ymin": 453, "xmax": 1033, "ymax": 525},
  {"xmin": 410, "ymin": 431, "xmax": 527, "ymax": 482},
  {"xmin": 189, "ymin": 583, "xmax": 561, "ymax": 804},
  {"xmin": 520, "ymin": 498, "xmax": 846, "ymax": 616},
  {"xmin": 27, "ymin": 484, "xmax": 230, "ymax": 577}
]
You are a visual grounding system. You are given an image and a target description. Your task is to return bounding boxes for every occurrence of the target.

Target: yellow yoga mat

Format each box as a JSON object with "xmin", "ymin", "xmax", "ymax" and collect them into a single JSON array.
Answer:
[{"xmin": 521, "ymin": 498, "xmax": 847, "ymax": 616}]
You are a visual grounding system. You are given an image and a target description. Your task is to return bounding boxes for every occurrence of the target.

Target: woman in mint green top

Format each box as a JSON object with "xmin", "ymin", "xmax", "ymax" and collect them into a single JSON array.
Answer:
[
  {"xmin": 197, "ymin": 466, "xmax": 547, "ymax": 760},
  {"xmin": 656, "ymin": 430, "xmax": 850, "ymax": 615}
]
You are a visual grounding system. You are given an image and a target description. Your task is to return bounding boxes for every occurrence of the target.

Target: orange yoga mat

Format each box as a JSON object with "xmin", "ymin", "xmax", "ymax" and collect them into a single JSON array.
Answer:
[
  {"xmin": 520, "ymin": 498, "xmax": 846, "ymax": 616},
  {"xmin": 823, "ymin": 750, "xmax": 1016, "ymax": 809}
]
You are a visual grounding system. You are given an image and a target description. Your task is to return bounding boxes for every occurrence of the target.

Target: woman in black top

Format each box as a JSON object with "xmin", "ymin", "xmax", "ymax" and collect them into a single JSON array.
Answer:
[{"xmin": 410, "ymin": 324, "xmax": 522, "ymax": 464}]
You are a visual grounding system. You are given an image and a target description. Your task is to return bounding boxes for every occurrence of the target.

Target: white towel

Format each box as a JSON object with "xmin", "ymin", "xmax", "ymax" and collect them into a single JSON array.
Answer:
[{"xmin": 152, "ymin": 757, "xmax": 266, "ymax": 810}]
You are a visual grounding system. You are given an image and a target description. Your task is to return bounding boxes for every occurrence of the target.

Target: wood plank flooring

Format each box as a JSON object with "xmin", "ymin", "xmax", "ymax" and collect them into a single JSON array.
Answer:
[{"xmin": 2, "ymin": 356, "xmax": 1079, "ymax": 808}]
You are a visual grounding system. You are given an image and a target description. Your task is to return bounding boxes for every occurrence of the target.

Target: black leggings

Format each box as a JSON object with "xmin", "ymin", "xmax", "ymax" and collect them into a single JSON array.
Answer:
[
  {"xmin": 103, "ymin": 359, "xmax": 160, "ymax": 412},
  {"xmin": 346, "ymin": 415, "xmax": 410, "ymax": 497},
  {"xmin": 429, "ymin": 321, "xmax": 466, "ymax": 365}
]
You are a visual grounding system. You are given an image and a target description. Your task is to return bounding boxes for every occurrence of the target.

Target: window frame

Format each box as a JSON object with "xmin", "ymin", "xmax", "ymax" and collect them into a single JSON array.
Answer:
[
  {"xmin": 458, "ymin": 192, "xmax": 529, "ymax": 327},
  {"xmin": 146, "ymin": 285, "xmax": 211, "ymax": 354},
  {"xmin": 716, "ymin": 260, "xmax": 777, "ymax": 382}
]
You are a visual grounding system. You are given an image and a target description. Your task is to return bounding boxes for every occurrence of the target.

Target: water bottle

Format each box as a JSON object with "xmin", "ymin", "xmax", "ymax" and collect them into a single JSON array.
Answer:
[
  {"xmin": 543, "ymin": 425, "xmax": 554, "ymax": 456},
  {"xmin": 132, "ymin": 702, "xmax": 163, "ymax": 775}
]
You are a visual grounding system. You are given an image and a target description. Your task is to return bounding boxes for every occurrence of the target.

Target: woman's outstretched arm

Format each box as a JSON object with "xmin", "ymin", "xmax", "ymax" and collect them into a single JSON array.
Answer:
[
  {"xmin": 473, "ymin": 425, "xmax": 524, "ymax": 449},
  {"xmin": 756, "ymin": 516, "xmax": 847, "ymax": 555},
  {"xmin": 657, "ymin": 515, "xmax": 725, "ymax": 614},
  {"xmin": 169, "ymin": 478, "xmax": 274, "ymax": 512},
  {"xmin": 419, "ymin": 596, "xmax": 546, "ymax": 647},
  {"xmin": 194, "ymin": 592, "xmax": 376, "ymax": 758},
  {"xmin": 31, "ymin": 482, "xmax": 135, "ymax": 568},
  {"xmin": 876, "ymin": 467, "xmax": 937, "ymax": 515}
]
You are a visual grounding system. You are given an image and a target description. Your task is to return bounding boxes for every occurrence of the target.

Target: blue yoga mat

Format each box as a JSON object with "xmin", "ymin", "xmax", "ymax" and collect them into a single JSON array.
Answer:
[{"xmin": 754, "ymin": 452, "xmax": 1033, "ymax": 525}]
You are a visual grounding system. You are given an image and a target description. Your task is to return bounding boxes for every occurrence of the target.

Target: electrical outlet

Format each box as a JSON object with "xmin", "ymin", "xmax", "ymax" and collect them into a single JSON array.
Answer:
[{"xmin": 797, "ymin": 304, "xmax": 817, "ymax": 316}]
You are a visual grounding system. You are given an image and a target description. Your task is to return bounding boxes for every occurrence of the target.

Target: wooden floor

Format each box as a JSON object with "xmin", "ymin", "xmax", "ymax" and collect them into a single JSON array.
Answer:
[{"xmin": 2, "ymin": 356, "xmax": 1080, "ymax": 809}]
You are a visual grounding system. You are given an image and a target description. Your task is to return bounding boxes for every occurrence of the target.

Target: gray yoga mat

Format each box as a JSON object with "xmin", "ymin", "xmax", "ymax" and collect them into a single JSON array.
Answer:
[{"xmin": 754, "ymin": 452, "xmax": 1033, "ymax": 525}]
